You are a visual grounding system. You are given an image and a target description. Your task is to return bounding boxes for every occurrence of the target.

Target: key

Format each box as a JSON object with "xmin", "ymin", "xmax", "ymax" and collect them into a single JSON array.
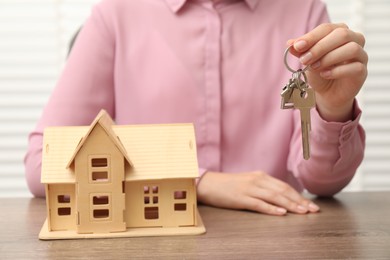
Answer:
[
  {"xmin": 281, "ymin": 78, "xmax": 307, "ymax": 109},
  {"xmin": 280, "ymin": 79, "xmax": 295, "ymax": 109},
  {"xmin": 293, "ymin": 88, "xmax": 316, "ymax": 160}
]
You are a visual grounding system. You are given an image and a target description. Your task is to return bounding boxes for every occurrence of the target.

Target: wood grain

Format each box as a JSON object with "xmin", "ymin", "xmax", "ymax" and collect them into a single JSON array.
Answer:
[{"xmin": 1, "ymin": 192, "xmax": 390, "ymax": 259}]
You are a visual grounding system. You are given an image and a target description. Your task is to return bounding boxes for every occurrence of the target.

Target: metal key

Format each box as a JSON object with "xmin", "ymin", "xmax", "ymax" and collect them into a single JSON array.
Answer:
[
  {"xmin": 280, "ymin": 79, "xmax": 295, "ymax": 109},
  {"xmin": 292, "ymin": 88, "xmax": 316, "ymax": 160},
  {"xmin": 281, "ymin": 78, "xmax": 307, "ymax": 109}
]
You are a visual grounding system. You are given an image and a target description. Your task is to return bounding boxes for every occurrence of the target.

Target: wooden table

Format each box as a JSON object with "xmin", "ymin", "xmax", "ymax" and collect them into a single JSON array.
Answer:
[{"xmin": 1, "ymin": 191, "xmax": 390, "ymax": 259}]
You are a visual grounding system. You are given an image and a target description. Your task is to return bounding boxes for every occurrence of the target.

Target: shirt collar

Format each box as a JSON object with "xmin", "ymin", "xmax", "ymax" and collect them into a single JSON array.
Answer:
[{"xmin": 164, "ymin": 0, "xmax": 260, "ymax": 13}]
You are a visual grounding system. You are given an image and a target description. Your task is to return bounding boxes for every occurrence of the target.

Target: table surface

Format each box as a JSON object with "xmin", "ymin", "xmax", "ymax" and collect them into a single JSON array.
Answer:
[{"xmin": 1, "ymin": 191, "xmax": 390, "ymax": 259}]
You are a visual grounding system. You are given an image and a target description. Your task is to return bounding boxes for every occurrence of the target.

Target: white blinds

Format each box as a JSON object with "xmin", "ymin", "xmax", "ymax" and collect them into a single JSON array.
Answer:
[
  {"xmin": 324, "ymin": 0, "xmax": 390, "ymax": 191},
  {"xmin": 359, "ymin": 1, "xmax": 390, "ymax": 190},
  {"xmin": 0, "ymin": 0, "xmax": 389, "ymax": 197},
  {"xmin": 0, "ymin": 0, "xmax": 98, "ymax": 197}
]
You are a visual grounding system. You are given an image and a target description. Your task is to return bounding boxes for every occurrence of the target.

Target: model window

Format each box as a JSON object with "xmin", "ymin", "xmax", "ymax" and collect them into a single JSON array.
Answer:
[
  {"xmin": 174, "ymin": 191, "xmax": 187, "ymax": 200},
  {"xmin": 90, "ymin": 156, "xmax": 110, "ymax": 183},
  {"xmin": 91, "ymin": 158, "xmax": 108, "ymax": 167},
  {"xmin": 144, "ymin": 185, "xmax": 159, "ymax": 205},
  {"xmin": 58, "ymin": 207, "xmax": 71, "ymax": 216},
  {"xmin": 57, "ymin": 194, "xmax": 71, "ymax": 216},
  {"xmin": 92, "ymin": 171, "xmax": 108, "ymax": 182},
  {"xmin": 90, "ymin": 193, "xmax": 111, "ymax": 220},
  {"xmin": 144, "ymin": 185, "xmax": 159, "ymax": 220},
  {"xmin": 93, "ymin": 209, "xmax": 109, "ymax": 219},
  {"xmin": 89, "ymin": 155, "xmax": 110, "ymax": 183},
  {"xmin": 174, "ymin": 203, "xmax": 187, "ymax": 211},
  {"xmin": 58, "ymin": 195, "xmax": 70, "ymax": 203},
  {"xmin": 93, "ymin": 195, "xmax": 109, "ymax": 205},
  {"xmin": 173, "ymin": 190, "xmax": 187, "ymax": 212},
  {"xmin": 144, "ymin": 207, "xmax": 159, "ymax": 219}
]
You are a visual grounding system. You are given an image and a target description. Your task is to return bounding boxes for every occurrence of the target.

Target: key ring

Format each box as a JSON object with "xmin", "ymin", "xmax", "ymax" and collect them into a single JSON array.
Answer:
[
  {"xmin": 293, "ymin": 69, "xmax": 308, "ymax": 86},
  {"xmin": 292, "ymin": 69, "xmax": 308, "ymax": 93},
  {"xmin": 284, "ymin": 45, "xmax": 309, "ymax": 73}
]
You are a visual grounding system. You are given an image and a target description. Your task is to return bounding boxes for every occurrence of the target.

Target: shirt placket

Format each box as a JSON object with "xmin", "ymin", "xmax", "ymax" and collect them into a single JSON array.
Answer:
[{"xmin": 202, "ymin": 2, "xmax": 222, "ymax": 172}]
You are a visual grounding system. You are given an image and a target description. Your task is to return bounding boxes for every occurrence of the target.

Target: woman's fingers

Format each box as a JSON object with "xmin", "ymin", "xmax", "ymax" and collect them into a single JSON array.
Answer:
[
  {"xmin": 287, "ymin": 23, "xmax": 365, "ymax": 63},
  {"xmin": 249, "ymin": 188, "xmax": 309, "ymax": 214},
  {"xmin": 196, "ymin": 171, "xmax": 320, "ymax": 216},
  {"xmin": 310, "ymin": 41, "xmax": 368, "ymax": 72},
  {"xmin": 244, "ymin": 196, "xmax": 288, "ymax": 216},
  {"xmin": 252, "ymin": 173, "xmax": 320, "ymax": 214}
]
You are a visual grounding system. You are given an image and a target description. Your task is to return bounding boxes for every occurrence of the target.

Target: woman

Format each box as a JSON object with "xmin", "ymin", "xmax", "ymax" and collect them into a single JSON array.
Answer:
[{"xmin": 25, "ymin": 0, "xmax": 368, "ymax": 215}]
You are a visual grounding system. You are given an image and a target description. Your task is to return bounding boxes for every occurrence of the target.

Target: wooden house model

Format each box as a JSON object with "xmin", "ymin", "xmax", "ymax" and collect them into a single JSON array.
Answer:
[{"xmin": 39, "ymin": 110, "xmax": 205, "ymax": 240}]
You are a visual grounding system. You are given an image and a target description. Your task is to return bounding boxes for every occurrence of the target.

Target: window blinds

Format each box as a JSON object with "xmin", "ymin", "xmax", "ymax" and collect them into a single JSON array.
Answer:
[
  {"xmin": 324, "ymin": 0, "xmax": 390, "ymax": 191},
  {"xmin": 0, "ymin": 0, "xmax": 99, "ymax": 197},
  {"xmin": 0, "ymin": 0, "xmax": 389, "ymax": 197},
  {"xmin": 358, "ymin": 1, "xmax": 390, "ymax": 190}
]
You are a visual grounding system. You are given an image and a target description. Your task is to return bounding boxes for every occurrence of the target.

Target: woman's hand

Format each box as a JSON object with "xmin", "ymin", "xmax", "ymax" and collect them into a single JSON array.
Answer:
[
  {"xmin": 197, "ymin": 171, "xmax": 320, "ymax": 216},
  {"xmin": 288, "ymin": 23, "xmax": 368, "ymax": 122}
]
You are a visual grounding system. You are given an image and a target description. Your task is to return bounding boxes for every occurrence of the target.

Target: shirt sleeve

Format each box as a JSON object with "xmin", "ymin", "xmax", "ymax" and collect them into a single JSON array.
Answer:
[
  {"xmin": 24, "ymin": 2, "xmax": 116, "ymax": 197},
  {"xmin": 287, "ymin": 1, "xmax": 366, "ymax": 196}
]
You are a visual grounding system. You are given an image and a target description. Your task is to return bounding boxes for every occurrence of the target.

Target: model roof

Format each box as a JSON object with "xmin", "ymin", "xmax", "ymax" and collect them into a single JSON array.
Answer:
[{"xmin": 41, "ymin": 110, "xmax": 199, "ymax": 183}]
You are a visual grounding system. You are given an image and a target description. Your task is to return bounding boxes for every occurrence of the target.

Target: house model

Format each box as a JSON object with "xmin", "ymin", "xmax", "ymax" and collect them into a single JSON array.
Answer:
[{"xmin": 39, "ymin": 110, "xmax": 205, "ymax": 240}]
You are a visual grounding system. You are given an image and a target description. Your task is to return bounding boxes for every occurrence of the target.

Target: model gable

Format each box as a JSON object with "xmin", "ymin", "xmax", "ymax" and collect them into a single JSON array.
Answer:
[{"xmin": 66, "ymin": 110, "xmax": 133, "ymax": 170}]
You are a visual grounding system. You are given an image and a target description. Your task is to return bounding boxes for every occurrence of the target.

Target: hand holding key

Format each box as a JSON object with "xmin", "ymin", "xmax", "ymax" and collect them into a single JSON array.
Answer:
[
  {"xmin": 281, "ymin": 48, "xmax": 316, "ymax": 160},
  {"xmin": 286, "ymin": 23, "xmax": 368, "ymax": 123}
]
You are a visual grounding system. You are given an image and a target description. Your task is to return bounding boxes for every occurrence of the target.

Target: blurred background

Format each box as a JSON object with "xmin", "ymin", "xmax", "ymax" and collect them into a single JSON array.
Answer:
[{"xmin": 0, "ymin": 0, "xmax": 389, "ymax": 197}]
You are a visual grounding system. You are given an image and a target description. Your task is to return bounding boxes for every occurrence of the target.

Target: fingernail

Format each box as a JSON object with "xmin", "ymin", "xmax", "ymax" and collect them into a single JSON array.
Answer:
[
  {"xmin": 311, "ymin": 61, "xmax": 321, "ymax": 69},
  {"xmin": 276, "ymin": 207, "xmax": 287, "ymax": 214},
  {"xmin": 286, "ymin": 39, "xmax": 294, "ymax": 45},
  {"xmin": 320, "ymin": 70, "xmax": 332, "ymax": 78},
  {"xmin": 299, "ymin": 52, "xmax": 313, "ymax": 64},
  {"xmin": 294, "ymin": 40, "xmax": 307, "ymax": 51},
  {"xmin": 309, "ymin": 203, "xmax": 320, "ymax": 212},
  {"xmin": 297, "ymin": 205, "xmax": 308, "ymax": 213}
]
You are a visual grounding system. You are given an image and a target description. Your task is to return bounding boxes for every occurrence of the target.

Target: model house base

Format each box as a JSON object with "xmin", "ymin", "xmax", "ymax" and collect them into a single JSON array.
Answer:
[{"xmin": 39, "ymin": 210, "xmax": 205, "ymax": 240}]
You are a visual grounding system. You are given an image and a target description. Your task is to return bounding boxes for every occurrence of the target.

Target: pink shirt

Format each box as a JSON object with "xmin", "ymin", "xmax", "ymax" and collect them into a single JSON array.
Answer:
[{"xmin": 25, "ymin": 0, "xmax": 365, "ymax": 198}]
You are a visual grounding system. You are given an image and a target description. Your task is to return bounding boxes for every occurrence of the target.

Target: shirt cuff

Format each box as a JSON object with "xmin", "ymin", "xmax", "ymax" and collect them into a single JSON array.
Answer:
[
  {"xmin": 311, "ymin": 99, "xmax": 362, "ymax": 145},
  {"xmin": 196, "ymin": 167, "xmax": 208, "ymax": 185}
]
